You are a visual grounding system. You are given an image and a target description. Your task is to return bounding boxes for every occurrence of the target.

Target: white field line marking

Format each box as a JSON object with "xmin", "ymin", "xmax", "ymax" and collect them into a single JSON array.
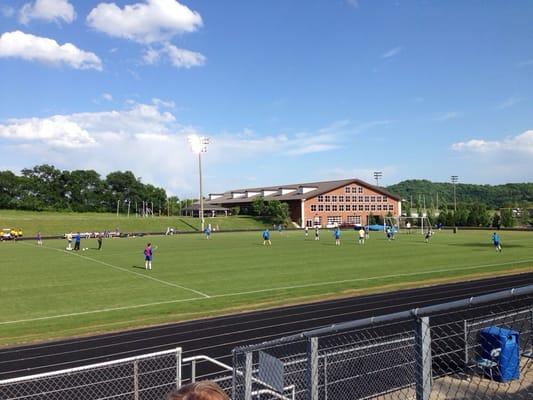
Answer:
[
  {"xmin": 20, "ymin": 243, "xmax": 210, "ymax": 298},
  {"xmin": 1, "ymin": 257, "xmax": 532, "ymax": 325}
]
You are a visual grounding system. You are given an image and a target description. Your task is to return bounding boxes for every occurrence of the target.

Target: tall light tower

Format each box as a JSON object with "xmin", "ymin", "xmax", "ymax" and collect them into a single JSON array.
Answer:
[
  {"xmin": 188, "ymin": 135, "xmax": 210, "ymax": 232},
  {"xmin": 373, "ymin": 171, "xmax": 382, "ymax": 186},
  {"xmin": 451, "ymin": 175, "xmax": 459, "ymax": 212}
]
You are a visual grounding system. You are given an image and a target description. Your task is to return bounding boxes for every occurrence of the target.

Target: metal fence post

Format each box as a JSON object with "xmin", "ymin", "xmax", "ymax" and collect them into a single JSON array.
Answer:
[
  {"xmin": 415, "ymin": 316, "xmax": 432, "ymax": 400},
  {"xmin": 463, "ymin": 319, "xmax": 469, "ymax": 372},
  {"xmin": 245, "ymin": 351, "xmax": 253, "ymax": 400},
  {"xmin": 191, "ymin": 359, "xmax": 196, "ymax": 383},
  {"xmin": 323, "ymin": 353, "xmax": 328, "ymax": 400},
  {"xmin": 306, "ymin": 336, "xmax": 318, "ymax": 400},
  {"xmin": 133, "ymin": 360, "xmax": 139, "ymax": 400},
  {"xmin": 176, "ymin": 347, "xmax": 182, "ymax": 388}
]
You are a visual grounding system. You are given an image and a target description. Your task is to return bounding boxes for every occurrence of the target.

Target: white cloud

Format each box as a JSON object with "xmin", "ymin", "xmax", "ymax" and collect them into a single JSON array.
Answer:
[
  {"xmin": 163, "ymin": 43, "xmax": 205, "ymax": 68},
  {"xmin": 19, "ymin": 0, "xmax": 76, "ymax": 24},
  {"xmin": 346, "ymin": 0, "xmax": 359, "ymax": 8},
  {"xmin": 102, "ymin": 93, "xmax": 113, "ymax": 101},
  {"xmin": 435, "ymin": 111, "xmax": 461, "ymax": 121},
  {"xmin": 152, "ymin": 98, "xmax": 175, "ymax": 108},
  {"xmin": 381, "ymin": 46, "xmax": 402, "ymax": 59},
  {"xmin": 1, "ymin": 5, "xmax": 15, "ymax": 17},
  {"xmin": 142, "ymin": 43, "xmax": 206, "ymax": 68},
  {"xmin": 518, "ymin": 59, "xmax": 533, "ymax": 67},
  {"xmin": 0, "ymin": 31, "xmax": 102, "ymax": 70},
  {"xmin": 452, "ymin": 130, "xmax": 533, "ymax": 155},
  {"xmin": 87, "ymin": 0, "xmax": 202, "ymax": 44},
  {"xmin": 496, "ymin": 96, "xmax": 521, "ymax": 110}
]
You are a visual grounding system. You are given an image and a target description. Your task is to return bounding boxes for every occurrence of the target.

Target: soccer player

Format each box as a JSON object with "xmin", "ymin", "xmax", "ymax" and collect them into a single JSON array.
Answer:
[
  {"xmin": 406, "ymin": 221, "xmax": 412, "ymax": 234},
  {"xmin": 358, "ymin": 227, "xmax": 365, "ymax": 244},
  {"xmin": 386, "ymin": 226, "xmax": 392, "ymax": 241},
  {"xmin": 144, "ymin": 243, "xmax": 153, "ymax": 270},
  {"xmin": 204, "ymin": 226, "xmax": 211, "ymax": 239},
  {"xmin": 66, "ymin": 232, "xmax": 73, "ymax": 250},
  {"xmin": 492, "ymin": 232, "xmax": 502, "ymax": 252},
  {"xmin": 74, "ymin": 232, "xmax": 81, "ymax": 251},
  {"xmin": 424, "ymin": 229, "xmax": 432, "ymax": 243},
  {"xmin": 315, "ymin": 226, "xmax": 320, "ymax": 241},
  {"xmin": 36, "ymin": 232, "xmax": 42, "ymax": 246},
  {"xmin": 334, "ymin": 227, "xmax": 341, "ymax": 246},
  {"xmin": 262, "ymin": 229, "xmax": 271, "ymax": 246},
  {"xmin": 97, "ymin": 233, "xmax": 103, "ymax": 250},
  {"xmin": 304, "ymin": 226, "xmax": 309, "ymax": 238}
]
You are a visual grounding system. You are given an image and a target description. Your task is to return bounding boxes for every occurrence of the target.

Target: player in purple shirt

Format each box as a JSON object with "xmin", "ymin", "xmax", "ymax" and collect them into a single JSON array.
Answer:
[{"xmin": 144, "ymin": 243, "xmax": 153, "ymax": 270}]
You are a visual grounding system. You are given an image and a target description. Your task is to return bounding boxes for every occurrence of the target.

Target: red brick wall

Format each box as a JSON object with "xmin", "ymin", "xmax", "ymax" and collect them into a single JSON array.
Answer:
[{"xmin": 302, "ymin": 183, "xmax": 399, "ymax": 227}]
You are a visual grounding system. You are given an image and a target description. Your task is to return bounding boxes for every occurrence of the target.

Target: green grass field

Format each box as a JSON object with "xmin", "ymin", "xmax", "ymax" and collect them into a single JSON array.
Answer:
[
  {"xmin": 1, "ymin": 228, "xmax": 532, "ymax": 348},
  {"xmin": 0, "ymin": 210, "xmax": 269, "ymax": 236}
]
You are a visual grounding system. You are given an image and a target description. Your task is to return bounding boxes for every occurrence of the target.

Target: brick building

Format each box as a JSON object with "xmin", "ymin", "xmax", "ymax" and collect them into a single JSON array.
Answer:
[{"xmin": 204, "ymin": 179, "xmax": 401, "ymax": 227}]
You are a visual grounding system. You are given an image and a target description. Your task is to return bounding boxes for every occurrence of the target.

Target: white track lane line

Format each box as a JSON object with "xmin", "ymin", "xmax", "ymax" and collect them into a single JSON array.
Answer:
[
  {"xmin": 19, "ymin": 243, "xmax": 210, "ymax": 299},
  {"xmin": 1, "ymin": 257, "xmax": 532, "ymax": 325}
]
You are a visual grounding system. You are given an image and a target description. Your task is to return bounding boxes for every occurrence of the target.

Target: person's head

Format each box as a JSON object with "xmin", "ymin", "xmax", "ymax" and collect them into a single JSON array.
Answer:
[
  {"xmin": 165, "ymin": 381, "xmax": 228, "ymax": 400},
  {"xmin": 147, "ymin": 242, "xmax": 151, "ymax": 247}
]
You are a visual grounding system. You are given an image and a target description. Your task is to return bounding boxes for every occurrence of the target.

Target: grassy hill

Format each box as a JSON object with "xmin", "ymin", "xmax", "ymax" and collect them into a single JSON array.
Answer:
[{"xmin": 0, "ymin": 210, "xmax": 269, "ymax": 237}]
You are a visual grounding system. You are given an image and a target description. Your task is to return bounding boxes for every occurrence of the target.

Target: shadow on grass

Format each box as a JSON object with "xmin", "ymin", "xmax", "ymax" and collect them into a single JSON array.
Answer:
[
  {"xmin": 132, "ymin": 265, "xmax": 146, "ymax": 270},
  {"xmin": 449, "ymin": 242, "xmax": 526, "ymax": 248}
]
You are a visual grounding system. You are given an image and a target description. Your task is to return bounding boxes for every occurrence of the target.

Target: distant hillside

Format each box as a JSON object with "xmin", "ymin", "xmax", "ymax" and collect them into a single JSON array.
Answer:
[{"xmin": 386, "ymin": 180, "xmax": 533, "ymax": 209}]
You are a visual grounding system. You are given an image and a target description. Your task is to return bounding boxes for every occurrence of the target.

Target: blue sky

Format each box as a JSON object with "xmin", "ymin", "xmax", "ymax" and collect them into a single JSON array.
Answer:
[{"xmin": 0, "ymin": 0, "xmax": 532, "ymax": 196}]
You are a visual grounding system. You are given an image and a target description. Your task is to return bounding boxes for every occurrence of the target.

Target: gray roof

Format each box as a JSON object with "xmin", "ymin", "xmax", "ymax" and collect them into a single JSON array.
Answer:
[
  {"xmin": 183, "ymin": 203, "xmax": 230, "ymax": 211},
  {"xmin": 205, "ymin": 178, "xmax": 401, "ymax": 205}
]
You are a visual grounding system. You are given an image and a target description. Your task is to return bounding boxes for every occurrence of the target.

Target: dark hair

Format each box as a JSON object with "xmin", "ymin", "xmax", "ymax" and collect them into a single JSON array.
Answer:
[
  {"xmin": 147, "ymin": 243, "xmax": 151, "ymax": 246},
  {"xmin": 165, "ymin": 381, "xmax": 229, "ymax": 400}
]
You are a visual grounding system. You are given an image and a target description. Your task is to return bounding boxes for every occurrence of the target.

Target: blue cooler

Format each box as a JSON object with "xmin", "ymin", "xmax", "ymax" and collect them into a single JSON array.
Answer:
[{"xmin": 479, "ymin": 326, "xmax": 520, "ymax": 382}]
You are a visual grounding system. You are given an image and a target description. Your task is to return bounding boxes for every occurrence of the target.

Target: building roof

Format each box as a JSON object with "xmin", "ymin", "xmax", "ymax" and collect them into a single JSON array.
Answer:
[
  {"xmin": 205, "ymin": 178, "xmax": 401, "ymax": 205},
  {"xmin": 183, "ymin": 203, "xmax": 230, "ymax": 211}
]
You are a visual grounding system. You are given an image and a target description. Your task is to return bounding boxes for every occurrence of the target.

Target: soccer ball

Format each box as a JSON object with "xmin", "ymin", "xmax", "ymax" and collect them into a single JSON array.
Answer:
[{"xmin": 82, "ymin": 248, "xmax": 88, "ymax": 251}]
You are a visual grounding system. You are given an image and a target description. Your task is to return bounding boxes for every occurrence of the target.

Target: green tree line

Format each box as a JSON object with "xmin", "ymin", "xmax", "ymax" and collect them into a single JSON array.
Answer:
[
  {"xmin": 387, "ymin": 179, "xmax": 533, "ymax": 209},
  {"xmin": 0, "ymin": 164, "xmax": 171, "ymax": 213}
]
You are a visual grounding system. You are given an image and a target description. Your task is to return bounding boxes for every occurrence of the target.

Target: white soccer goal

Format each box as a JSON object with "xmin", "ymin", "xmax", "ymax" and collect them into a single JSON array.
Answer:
[{"xmin": 384, "ymin": 216, "xmax": 432, "ymax": 234}]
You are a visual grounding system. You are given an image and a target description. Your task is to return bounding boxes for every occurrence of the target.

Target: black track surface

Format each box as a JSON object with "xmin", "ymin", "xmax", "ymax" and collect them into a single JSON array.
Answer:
[{"xmin": 1, "ymin": 273, "xmax": 531, "ymax": 381}]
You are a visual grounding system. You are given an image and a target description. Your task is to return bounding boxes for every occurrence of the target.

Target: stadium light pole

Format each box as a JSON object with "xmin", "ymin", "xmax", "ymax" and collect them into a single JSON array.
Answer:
[
  {"xmin": 373, "ymin": 171, "xmax": 382, "ymax": 186},
  {"xmin": 188, "ymin": 135, "xmax": 210, "ymax": 232},
  {"xmin": 451, "ymin": 175, "xmax": 459, "ymax": 212}
]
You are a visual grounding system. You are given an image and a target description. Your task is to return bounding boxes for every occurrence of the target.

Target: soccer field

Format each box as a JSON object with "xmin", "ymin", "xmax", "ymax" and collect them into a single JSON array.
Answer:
[{"xmin": 1, "ymin": 229, "xmax": 532, "ymax": 347}]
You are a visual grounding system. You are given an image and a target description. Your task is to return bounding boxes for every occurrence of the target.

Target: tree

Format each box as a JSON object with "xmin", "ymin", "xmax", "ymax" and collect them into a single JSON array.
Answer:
[
  {"xmin": 491, "ymin": 212, "xmax": 501, "ymax": 228},
  {"xmin": 500, "ymin": 209, "xmax": 515, "ymax": 227}
]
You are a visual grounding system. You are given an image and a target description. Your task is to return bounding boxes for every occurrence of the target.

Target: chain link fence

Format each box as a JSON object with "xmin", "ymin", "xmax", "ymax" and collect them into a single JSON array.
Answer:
[
  {"xmin": 233, "ymin": 285, "xmax": 533, "ymax": 400},
  {"xmin": 0, "ymin": 348, "xmax": 181, "ymax": 400}
]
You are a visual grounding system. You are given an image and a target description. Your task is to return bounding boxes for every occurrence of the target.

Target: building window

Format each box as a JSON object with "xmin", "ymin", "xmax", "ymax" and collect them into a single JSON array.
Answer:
[
  {"xmin": 383, "ymin": 196, "xmax": 388, "ymax": 202},
  {"xmin": 358, "ymin": 187, "xmax": 363, "ymax": 193},
  {"xmin": 325, "ymin": 205, "xmax": 331, "ymax": 211},
  {"xmin": 370, "ymin": 196, "xmax": 376, "ymax": 202},
  {"xmin": 351, "ymin": 187, "xmax": 357, "ymax": 193},
  {"xmin": 318, "ymin": 205, "xmax": 324, "ymax": 211},
  {"xmin": 371, "ymin": 204, "xmax": 376, "ymax": 211},
  {"xmin": 339, "ymin": 195, "xmax": 344, "ymax": 202},
  {"xmin": 358, "ymin": 196, "xmax": 363, "ymax": 202},
  {"xmin": 388, "ymin": 204, "xmax": 394, "ymax": 211},
  {"xmin": 377, "ymin": 204, "xmax": 382, "ymax": 211},
  {"xmin": 306, "ymin": 219, "xmax": 313, "ymax": 227},
  {"xmin": 332, "ymin": 195, "xmax": 337, "ymax": 202},
  {"xmin": 359, "ymin": 204, "xmax": 364, "ymax": 211},
  {"xmin": 314, "ymin": 216, "xmax": 322, "ymax": 226},
  {"xmin": 348, "ymin": 215, "xmax": 361, "ymax": 225},
  {"xmin": 364, "ymin": 196, "xmax": 370, "ymax": 202},
  {"xmin": 345, "ymin": 204, "xmax": 350, "ymax": 211},
  {"xmin": 377, "ymin": 196, "xmax": 382, "ymax": 202},
  {"xmin": 310, "ymin": 205, "xmax": 317, "ymax": 212},
  {"xmin": 332, "ymin": 204, "xmax": 337, "ymax": 211},
  {"xmin": 339, "ymin": 204, "xmax": 344, "ymax": 211},
  {"xmin": 350, "ymin": 196, "xmax": 355, "ymax": 202},
  {"xmin": 365, "ymin": 204, "xmax": 370, "ymax": 211},
  {"xmin": 345, "ymin": 196, "xmax": 350, "ymax": 202},
  {"xmin": 325, "ymin": 195, "xmax": 331, "ymax": 202},
  {"xmin": 327, "ymin": 216, "xmax": 342, "ymax": 226},
  {"xmin": 318, "ymin": 195, "xmax": 324, "ymax": 202},
  {"xmin": 345, "ymin": 187, "xmax": 351, "ymax": 194}
]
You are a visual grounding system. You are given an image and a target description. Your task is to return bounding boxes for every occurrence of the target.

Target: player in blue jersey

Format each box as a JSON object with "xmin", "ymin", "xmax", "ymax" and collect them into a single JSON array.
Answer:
[
  {"xmin": 334, "ymin": 227, "xmax": 341, "ymax": 246},
  {"xmin": 492, "ymin": 232, "xmax": 502, "ymax": 252},
  {"xmin": 262, "ymin": 229, "xmax": 271, "ymax": 246},
  {"xmin": 204, "ymin": 226, "xmax": 211, "ymax": 239}
]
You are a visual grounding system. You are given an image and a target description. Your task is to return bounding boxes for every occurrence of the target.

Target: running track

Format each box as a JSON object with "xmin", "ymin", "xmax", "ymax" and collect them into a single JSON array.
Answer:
[{"xmin": 0, "ymin": 272, "xmax": 531, "ymax": 381}]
